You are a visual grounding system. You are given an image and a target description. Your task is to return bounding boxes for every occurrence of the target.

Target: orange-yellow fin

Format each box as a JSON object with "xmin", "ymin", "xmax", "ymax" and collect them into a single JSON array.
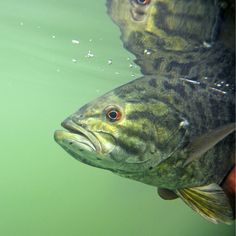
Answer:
[{"xmin": 175, "ymin": 183, "xmax": 234, "ymax": 224}]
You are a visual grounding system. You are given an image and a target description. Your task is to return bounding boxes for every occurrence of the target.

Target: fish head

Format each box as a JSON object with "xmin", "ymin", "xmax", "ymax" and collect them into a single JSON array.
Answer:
[
  {"xmin": 54, "ymin": 92, "xmax": 126, "ymax": 172},
  {"xmin": 54, "ymin": 76, "xmax": 185, "ymax": 176}
]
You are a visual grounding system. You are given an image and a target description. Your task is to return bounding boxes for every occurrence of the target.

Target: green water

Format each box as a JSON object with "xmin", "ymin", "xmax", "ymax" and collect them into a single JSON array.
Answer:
[{"xmin": 0, "ymin": 1, "xmax": 234, "ymax": 235}]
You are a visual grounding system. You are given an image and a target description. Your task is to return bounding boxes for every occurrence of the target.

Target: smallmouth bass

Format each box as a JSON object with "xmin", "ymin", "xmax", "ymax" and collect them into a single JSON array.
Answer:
[{"xmin": 54, "ymin": 75, "xmax": 235, "ymax": 224}]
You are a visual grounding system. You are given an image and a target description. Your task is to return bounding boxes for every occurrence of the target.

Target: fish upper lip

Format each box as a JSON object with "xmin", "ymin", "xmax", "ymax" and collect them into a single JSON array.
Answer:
[
  {"xmin": 130, "ymin": 0, "xmax": 147, "ymax": 22},
  {"xmin": 61, "ymin": 118, "xmax": 102, "ymax": 152}
]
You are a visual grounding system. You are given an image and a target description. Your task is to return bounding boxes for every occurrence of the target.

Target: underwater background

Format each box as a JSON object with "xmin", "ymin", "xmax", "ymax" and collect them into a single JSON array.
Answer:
[{"xmin": 0, "ymin": 0, "xmax": 234, "ymax": 235}]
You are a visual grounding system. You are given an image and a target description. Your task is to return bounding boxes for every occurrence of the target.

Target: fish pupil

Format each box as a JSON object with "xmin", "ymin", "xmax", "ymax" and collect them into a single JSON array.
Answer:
[
  {"xmin": 109, "ymin": 111, "xmax": 118, "ymax": 120},
  {"xmin": 107, "ymin": 109, "xmax": 121, "ymax": 122}
]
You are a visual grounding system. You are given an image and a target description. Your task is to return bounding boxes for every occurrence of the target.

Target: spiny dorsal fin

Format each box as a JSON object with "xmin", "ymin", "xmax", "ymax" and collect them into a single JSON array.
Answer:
[
  {"xmin": 184, "ymin": 123, "xmax": 235, "ymax": 166},
  {"xmin": 175, "ymin": 183, "xmax": 234, "ymax": 224}
]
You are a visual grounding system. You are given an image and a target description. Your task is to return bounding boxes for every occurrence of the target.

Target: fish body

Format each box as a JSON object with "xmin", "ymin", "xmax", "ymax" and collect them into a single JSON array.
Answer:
[{"xmin": 54, "ymin": 75, "xmax": 235, "ymax": 223}]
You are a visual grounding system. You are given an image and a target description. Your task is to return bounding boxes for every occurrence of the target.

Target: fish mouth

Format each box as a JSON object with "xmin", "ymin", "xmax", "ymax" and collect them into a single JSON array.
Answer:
[
  {"xmin": 130, "ymin": 0, "xmax": 148, "ymax": 22},
  {"xmin": 54, "ymin": 118, "xmax": 102, "ymax": 153},
  {"xmin": 54, "ymin": 118, "xmax": 151, "ymax": 174}
]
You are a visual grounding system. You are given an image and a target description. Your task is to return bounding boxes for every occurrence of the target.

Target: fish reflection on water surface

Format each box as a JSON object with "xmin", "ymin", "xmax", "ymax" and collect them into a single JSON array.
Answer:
[
  {"xmin": 54, "ymin": 75, "xmax": 235, "ymax": 224},
  {"xmin": 106, "ymin": 0, "xmax": 235, "ymax": 91}
]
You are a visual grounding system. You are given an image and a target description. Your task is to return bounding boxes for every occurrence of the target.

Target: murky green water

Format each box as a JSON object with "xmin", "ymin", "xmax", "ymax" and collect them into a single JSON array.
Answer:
[{"xmin": 0, "ymin": 1, "xmax": 234, "ymax": 235}]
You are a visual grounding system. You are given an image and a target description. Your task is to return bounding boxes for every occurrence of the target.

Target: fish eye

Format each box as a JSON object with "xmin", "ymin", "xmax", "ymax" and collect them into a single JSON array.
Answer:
[
  {"xmin": 106, "ymin": 108, "xmax": 122, "ymax": 122},
  {"xmin": 136, "ymin": 0, "xmax": 151, "ymax": 5}
]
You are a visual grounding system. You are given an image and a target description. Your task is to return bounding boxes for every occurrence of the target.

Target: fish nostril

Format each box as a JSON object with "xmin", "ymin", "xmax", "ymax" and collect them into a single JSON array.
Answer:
[
  {"xmin": 72, "ymin": 115, "xmax": 84, "ymax": 123},
  {"xmin": 76, "ymin": 114, "xmax": 83, "ymax": 119}
]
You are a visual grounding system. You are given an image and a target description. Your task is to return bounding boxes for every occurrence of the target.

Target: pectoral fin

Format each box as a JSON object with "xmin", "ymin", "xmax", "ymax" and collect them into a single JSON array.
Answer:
[
  {"xmin": 175, "ymin": 183, "xmax": 234, "ymax": 224},
  {"xmin": 184, "ymin": 123, "xmax": 235, "ymax": 166},
  {"xmin": 157, "ymin": 188, "xmax": 178, "ymax": 200}
]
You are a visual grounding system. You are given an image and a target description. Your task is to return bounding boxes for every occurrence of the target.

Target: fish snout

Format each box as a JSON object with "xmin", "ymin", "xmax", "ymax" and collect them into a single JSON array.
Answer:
[
  {"xmin": 54, "ymin": 130, "xmax": 65, "ymax": 143},
  {"xmin": 61, "ymin": 117, "xmax": 73, "ymax": 130}
]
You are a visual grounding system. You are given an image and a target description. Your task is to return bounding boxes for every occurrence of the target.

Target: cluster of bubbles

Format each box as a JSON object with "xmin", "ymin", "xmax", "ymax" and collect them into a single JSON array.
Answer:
[
  {"xmin": 180, "ymin": 76, "xmax": 232, "ymax": 95},
  {"xmin": 69, "ymin": 37, "xmax": 139, "ymax": 78},
  {"xmin": 18, "ymin": 21, "xmax": 139, "ymax": 78}
]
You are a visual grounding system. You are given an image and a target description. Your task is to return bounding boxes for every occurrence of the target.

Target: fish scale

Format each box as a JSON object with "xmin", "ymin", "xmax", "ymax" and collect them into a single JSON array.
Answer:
[
  {"xmin": 55, "ymin": 75, "xmax": 235, "ymax": 224},
  {"xmin": 55, "ymin": 74, "xmax": 234, "ymax": 184}
]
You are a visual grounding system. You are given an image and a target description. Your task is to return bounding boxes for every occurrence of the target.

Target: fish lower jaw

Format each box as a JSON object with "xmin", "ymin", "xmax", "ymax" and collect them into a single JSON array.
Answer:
[
  {"xmin": 60, "ymin": 119, "xmax": 102, "ymax": 152},
  {"xmin": 54, "ymin": 130, "xmax": 97, "ymax": 152}
]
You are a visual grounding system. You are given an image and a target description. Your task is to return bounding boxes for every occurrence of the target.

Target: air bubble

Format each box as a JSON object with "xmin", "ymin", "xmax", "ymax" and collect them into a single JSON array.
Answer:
[
  {"xmin": 144, "ymin": 49, "xmax": 152, "ymax": 55},
  {"xmin": 72, "ymin": 39, "xmax": 80, "ymax": 45},
  {"xmin": 203, "ymin": 41, "xmax": 212, "ymax": 48},
  {"xmin": 85, "ymin": 50, "xmax": 94, "ymax": 58},
  {"xmin": 180, "ymin": 119, "xmax": 189, "ymax": 128}
]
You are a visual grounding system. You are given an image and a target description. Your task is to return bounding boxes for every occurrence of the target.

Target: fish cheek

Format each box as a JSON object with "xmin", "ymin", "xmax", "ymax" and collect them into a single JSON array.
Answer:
[{"xmin": 94, "ymin": 131, "xmax": 117, "ymax": 154}]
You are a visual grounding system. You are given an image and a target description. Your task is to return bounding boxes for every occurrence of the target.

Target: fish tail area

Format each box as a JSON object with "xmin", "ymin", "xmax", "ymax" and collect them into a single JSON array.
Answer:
[{"xmin": 175, "ymin": 183, "xmax": 234, "ymax": 224}]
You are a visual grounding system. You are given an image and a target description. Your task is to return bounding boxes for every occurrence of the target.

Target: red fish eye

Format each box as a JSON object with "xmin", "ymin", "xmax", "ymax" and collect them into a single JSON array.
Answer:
[
  {"xmin": 106, "ymin": 109, "xmax": 122, "ymax": 122},
  {"xmin": 136, "ymin": 0, "xmax": 151, "ymax": 5}
]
